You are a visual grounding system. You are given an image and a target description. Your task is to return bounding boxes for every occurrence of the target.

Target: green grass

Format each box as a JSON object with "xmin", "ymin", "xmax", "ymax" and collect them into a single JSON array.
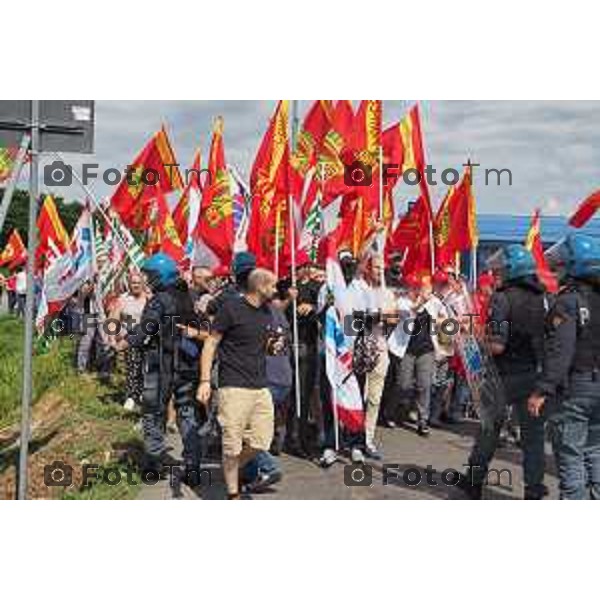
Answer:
[{"xmin": 0, "ymin": 315, "xmax": 143, "ymax": 499}]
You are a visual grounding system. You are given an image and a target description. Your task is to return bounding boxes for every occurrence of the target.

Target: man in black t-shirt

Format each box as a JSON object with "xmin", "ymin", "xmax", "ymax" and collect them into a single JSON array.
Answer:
[{"xmin": 197, "ymin": 268, "xmax": 278, "ymax": 499}]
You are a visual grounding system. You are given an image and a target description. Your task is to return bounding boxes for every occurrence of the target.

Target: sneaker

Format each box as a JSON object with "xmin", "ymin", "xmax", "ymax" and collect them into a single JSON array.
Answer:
[
  {"xmin": 417, "ymin": 421, "xmax": 430, "ymax": 437},
  {"xmin": 123, "ymin": 397, "xmax": 136, "ymax": 412},
  {"xmin": 365, "ymin": 444, "xmax": 383, "ymax": 460},
  {"xmin": 245, "ymin": 469, "xmax": 282, "ymax": 493},
  {"xmin": 385, "ymin": 420, "xmax": 397, "ymax": 429},
  {"xmin": 319, "ymin": 448, "xmax": 338, "ymax": 468},
  {"xmin": 407, "ymin": 410, "xmax": 418, "ymax": 423},
  {"xmin": 351, "ymin": 447, "xmax": 365, "ymax": 463}
]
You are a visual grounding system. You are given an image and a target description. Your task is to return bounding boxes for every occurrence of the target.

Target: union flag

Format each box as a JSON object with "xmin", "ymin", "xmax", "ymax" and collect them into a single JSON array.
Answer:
[
  {"xmin": 247, "ymin": 101, "xmax": 292, "ymax": 275},
  {"xmin": 434, "ymin": 164, "xmax": 478, "ymax": 266},
  {"xmin": 110, "ymin": 126, "xmax": 184, "ymax": 230},
  {"xmin": 381, "ymin": 103, "xmax": 430, "ymax": 202},
  {"xmin": 525, "ymin": 209, "xmax": 559, "ymax": 293},
  {"xmin": 145, "ymin": 187, "xmax": 185, "ymax": 263},
  {"xmin": 568, "ymin": 189, "xmax": 600, "ymax": 228},
  {"xmin": 173, "ymin": 149, "xmax": 202, "ymax": 245},
  {"xmin": 195, "ymin": 117, "xmax": 234, "ymax": 266},
  {"xmin": 36, "ymin": 195, "xmax": 70, "ymax": 269},
  {"xmin": 0, "ymin": 229, "xmax": 27, "ymax": 269}
]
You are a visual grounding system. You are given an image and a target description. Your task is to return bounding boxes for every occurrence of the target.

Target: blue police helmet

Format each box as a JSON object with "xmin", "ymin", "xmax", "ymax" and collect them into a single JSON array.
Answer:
[
  {"xmin": 564, "ymin": 233, "xmax": 600, "ymax": 280},
  {"xmin": 487, "ymin": 244, "xmax": 536, "ymax": 283},
  {"xmin": 232, "ymin": 251, "xmax": 256, "ymax": 276},
  {"xmin": 142, "ymin": 252, "xmax": 179, "ymax": 288}
]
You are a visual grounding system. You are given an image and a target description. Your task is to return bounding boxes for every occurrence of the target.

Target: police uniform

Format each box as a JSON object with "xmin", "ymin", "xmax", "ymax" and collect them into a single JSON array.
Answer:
[
  {"xmin": 128, "ymin": 286, "xmax": 202, "ymax": 474},
  {"xmin": 535, "ymin": 281, "xmax": 600, "ymax": 499},
  {"xmin": 466, "ymin": 276, "xmax": 547, "ymax": 498}
]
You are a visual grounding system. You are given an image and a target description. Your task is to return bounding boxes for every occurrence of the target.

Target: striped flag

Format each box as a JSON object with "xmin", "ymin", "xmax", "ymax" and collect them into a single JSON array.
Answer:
[
  {"xmin": 0, "ymin": 146, "xmax": 18, "ymax": 183},
  {"xmin": 325, "ymin": 306, "xmax": 364, "ymax": 433}
]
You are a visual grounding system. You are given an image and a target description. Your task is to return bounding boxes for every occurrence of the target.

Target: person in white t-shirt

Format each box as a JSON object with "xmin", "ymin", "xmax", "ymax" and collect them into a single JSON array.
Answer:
[
  {"xmin": 15, "ymin": 269, "xmax": 27, "ymax": 318},
  {"xmin": 361, "ymin": 256, "xmax": 397, "ymax": 458}
]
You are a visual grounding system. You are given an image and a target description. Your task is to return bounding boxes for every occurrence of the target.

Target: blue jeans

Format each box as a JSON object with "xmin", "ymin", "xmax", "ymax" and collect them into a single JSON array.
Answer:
[
  {"xmin": 241, "ymin": 385, "xmax": 286, "ymax": 483},
  {"xmin": 242, "ymin": 450, "xmax": 280, "ymax": 483},
  {"xmin": 549, "ymin": 373, "xmax": 600, "ymax": 500}
]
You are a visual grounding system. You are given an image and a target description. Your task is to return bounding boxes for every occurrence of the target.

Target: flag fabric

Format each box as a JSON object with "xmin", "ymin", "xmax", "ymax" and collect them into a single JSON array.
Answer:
[
  {"xmin": 381, "ymin": 104, "xmax": 431, "ymax": 201},
  {"xmin": 36, "ymin": 195, "xmax": 70, "ymax": 269},
  {"xmin": 387, "ymin": 195, "xmax": 434, "ymax": 277},
  {"xmin": 0, "ymin": 146, "xmax": 18, "ymax": 183},
  {"xmin": 229, "ymin": 164, "xmax": 252, "ymax": 252},
  {"xmin": 36, "ymin": 209, "xmax": 94, "ymax": 331},
  {"xmin": 325, "ymin": 306, "xmax": 365, "ymax": 434},
  {"xmin": 195, "ymin": 117, "xmax": 234, "ymax": 266},
  {"xmin": 173, "ymin": 149, "xmax": 202, "ymax": 246},
  {"xmin": 290, "ymin": 100, "xmax": 333, "ymax": 216},
  {"xmin": 318, "ymin": 100, "xmax": 356, "ymax": 205},
  {"xmin": 146, "ymin": 188, "xmax": 185, "ymax": 263},
  {"xmin": 525, "ymin": 209, "xmax": 559, "ymax": 293},
  {"xmin": 247, "ymin": 101, "xmax": 292, "ymax": 275},
  {"xmin": 0, "ymin": 229, "xmax": 27, "ymax": 269},
  {"xmin": 298, "ymin": 186, "xmax": 323, "ymax": 262},
  {"xmin": 110, "ymin": 126, "xmax": 184, "ymax": 230},
  {"xmin": 568, "ymin": 189, "xmax": 600, "ymax": 228},
  {"xmin": 434, "ymin": 165, "xmax": 478, "ymax": 266}
]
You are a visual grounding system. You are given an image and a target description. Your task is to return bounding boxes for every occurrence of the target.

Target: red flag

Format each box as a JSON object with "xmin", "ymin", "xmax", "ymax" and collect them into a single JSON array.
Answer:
[
  {"xmin": 146, "ymin": 188, "xmax": 185, "ymax": 263},
  {"xmin": 568, "ymin": 189, "xmax": 600, "ymax": 228},
  {"xmin": 248, "ymin": 101, "xmax": 292, "ymax": 275},
  {"xmin": 195, "ymin": 117, "xmax": 234, "ymax": 266},
  {"xmin": 525, "ymin": 209, "xmax": 559, "ymax": 293},
  {"xmin": 387, "ymin": 196, "xmax": 433, "ymax": 277},
  {"xmin": 0, "ymin": 229, "xmax": 27, "ymax": 269},
  {"xmin": 381, "ymin": 104, "xmax": 430, "ymax": 201},
  {"xmin": 319, "ymin": 100, "xmax": 356, "ymax": 205},
  {"xmin": 290, "ymin": 100, "xmax": 333, "ymax": 215},
  {"xmin": 110, "ymin": 126, "xmax": 183, "ymax": 230},
  {"xmin": 173, "ymin": 149, "xmax": 201, "ymax": 244},
  {"xmin": 36, "ymin": 195, "xmax": 70, "ymax": 268},
  {"xmin": 435, "ymin": 165, "xmax": 478, "ymax": 263}
]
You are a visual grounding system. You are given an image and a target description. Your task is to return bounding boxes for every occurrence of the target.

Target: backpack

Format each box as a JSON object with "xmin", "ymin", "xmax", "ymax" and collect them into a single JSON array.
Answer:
[{"xmin": 353, "ymin": 333, "xmax": 380, "ymax": 375}]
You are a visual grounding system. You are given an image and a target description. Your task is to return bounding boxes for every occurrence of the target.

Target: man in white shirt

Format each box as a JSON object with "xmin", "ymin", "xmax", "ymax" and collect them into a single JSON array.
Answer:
[
  {"xmin": 362, "ymin": 256, "xmax": 397, "ymax": 458},
  {"xmin": 15, "ymin": 269, "xmax": 27, "ymax": 318}
]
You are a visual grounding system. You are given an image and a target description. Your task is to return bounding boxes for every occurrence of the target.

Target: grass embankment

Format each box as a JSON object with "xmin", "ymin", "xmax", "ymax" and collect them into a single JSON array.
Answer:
[{"xmin": 0, "ymin": 316, "xmax": 143, "ymax": 499}]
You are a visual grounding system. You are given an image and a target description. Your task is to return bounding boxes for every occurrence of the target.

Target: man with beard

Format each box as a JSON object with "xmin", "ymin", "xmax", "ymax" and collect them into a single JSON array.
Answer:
[{"xmin": 197, "ymin": 268, "xmax": 278, "ymax": 499}]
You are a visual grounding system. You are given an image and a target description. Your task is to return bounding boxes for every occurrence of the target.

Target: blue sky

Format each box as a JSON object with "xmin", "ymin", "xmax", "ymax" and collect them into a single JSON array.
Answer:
[{"xmin": 36, "ymin": 100, "xmax": 600, "ymax": 217}]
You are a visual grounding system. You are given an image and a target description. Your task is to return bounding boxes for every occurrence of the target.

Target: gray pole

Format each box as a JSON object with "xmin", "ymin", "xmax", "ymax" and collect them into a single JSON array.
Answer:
[{"xmin": 17, "ymin": 101, "xmax": 39, "ymax": 500}]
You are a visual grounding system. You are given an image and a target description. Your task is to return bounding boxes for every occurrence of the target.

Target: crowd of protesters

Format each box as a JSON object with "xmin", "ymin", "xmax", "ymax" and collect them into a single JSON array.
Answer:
[{"xmin": 19, "ymin": 231, "xmax": 600, "ymax": 500}]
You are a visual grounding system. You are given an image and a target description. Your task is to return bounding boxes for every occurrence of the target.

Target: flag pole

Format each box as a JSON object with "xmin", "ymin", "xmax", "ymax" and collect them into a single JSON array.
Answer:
[
  {"xmin": 379, "ymin": 144, "xmax": 386, "ymax": 286},
  {"xmin": 17, "ymin": 104, "xmax": 39, "ymax": 500},
  {"xmin": 57, "ymin": 153, "xmax": 142, "ymax": 273},
  {"xmin": 290, "ymin": 99, "xmax": 302, "ymax": 419}
]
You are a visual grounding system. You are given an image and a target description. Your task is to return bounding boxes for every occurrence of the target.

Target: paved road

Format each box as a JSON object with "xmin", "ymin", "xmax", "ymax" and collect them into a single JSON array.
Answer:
[{"xmin": 137, "ymin": 420, "xmax": 559, "ymax": 500}]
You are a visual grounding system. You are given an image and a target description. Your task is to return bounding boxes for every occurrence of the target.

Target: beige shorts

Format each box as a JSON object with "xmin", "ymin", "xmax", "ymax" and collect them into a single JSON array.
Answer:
[{"xmin": 217, "ymin": 387, "xmax": 274, "ymax": 457}]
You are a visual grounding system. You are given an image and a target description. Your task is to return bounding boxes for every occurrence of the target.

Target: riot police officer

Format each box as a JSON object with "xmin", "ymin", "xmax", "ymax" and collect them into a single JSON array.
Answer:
[
  {"xmin": 460, "ymin": 245, "xmax": 547, "ymax": 499},
  {"xmin": 528, "ymin": 233, "xmax": 600, "ymax": 499},
  {"xmin": 128, "ymin": 253, "xmax": 203, "ymax": 482}
]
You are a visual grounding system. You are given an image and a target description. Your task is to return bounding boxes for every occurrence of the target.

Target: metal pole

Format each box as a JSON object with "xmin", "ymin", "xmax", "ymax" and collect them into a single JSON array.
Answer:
[
  {"xmin": 17, "ymin": 102, "xmax": 39, "ymax": 500},
  {"xmin": 289, "ymin": 99, "xmax": 302, "ymax": 418},
  {"xmin": 0, "ymin": 134, "xmax": 31, "ymax": 233}
]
